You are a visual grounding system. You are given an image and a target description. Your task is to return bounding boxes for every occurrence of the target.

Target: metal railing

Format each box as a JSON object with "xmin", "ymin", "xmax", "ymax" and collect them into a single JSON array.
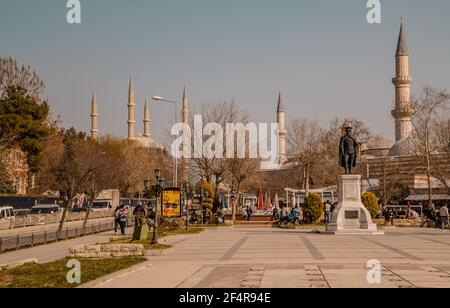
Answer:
[
  {"xmin": 0, "ymin": 210, "xmax": 115, "ymax": 231},
  {"xmin": 0, "ymin": 218, "xmax": 134, "ymax": 254}
]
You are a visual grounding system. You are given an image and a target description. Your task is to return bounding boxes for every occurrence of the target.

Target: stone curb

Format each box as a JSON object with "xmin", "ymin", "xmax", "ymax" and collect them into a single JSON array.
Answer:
[
  {"xmin": 77, "ymin": 259, "xmax": 153, "ymax": 288},
  {"xmin": 0, "ymin": 258, "xmax": 38, "ymax": 269}
]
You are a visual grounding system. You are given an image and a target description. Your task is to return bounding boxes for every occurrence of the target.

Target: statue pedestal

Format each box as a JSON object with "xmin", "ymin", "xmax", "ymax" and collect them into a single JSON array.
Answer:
[
  {"xmin": 326, "ymin": 175, "xmax": 383, "ymax": 235},
  {"xmin": 133, "ymin": 224, "xmax": 149, "ymax": 241}
]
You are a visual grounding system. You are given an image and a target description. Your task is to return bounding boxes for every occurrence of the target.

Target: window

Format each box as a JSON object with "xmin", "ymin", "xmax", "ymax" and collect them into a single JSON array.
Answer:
[
  {"xmin": 0, "ymin": 210, "xmax": 4, "ymax": 219},
  {"xmin": 15, "ymin": 152, "xmax": 21, "ymax": 165},
  {"xmin": 14, "ymin": 177, "xmax": 20, "ymax": 192},
  {"xmin": 4, "ymin": 152, "xmax": 11, "ymax": 165}
]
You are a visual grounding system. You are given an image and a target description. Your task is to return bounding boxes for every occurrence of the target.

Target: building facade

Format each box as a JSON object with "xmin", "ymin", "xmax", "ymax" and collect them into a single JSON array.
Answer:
[{"xmin": 2, "ymin": 148, "xmax": 29, "ymax": 195}]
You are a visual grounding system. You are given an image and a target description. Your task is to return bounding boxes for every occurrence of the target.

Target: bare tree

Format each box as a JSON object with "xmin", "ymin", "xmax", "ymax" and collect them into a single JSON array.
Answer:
[
  {"xmin": 408, "ymin": 87, "xmax": 450, "ymax": 207},
  {"xmin": 82, "ymin": 138, "xmax": 128, "ymax": 229},
  {"xmin": 287, "ymin": 119, "xmax": 322, "ymax": 192},
  {"xmin": 0, "ymin": 57, "xmax": 45, "ymax": 100},
  {"xmin": 189, "ymin": 101, "xmax": 249, "ymax": 193}
]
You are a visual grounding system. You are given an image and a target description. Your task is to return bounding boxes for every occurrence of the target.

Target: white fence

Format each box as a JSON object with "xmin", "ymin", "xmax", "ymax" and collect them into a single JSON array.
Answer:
[{"xmin": 0, "ymin": 210, "xmax": 114, "ymax": 231}]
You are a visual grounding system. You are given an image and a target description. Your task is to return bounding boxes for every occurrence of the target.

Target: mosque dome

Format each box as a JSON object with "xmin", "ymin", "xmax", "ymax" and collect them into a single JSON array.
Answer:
[
  {"xmin": 388, "ymin": 138, "xmax": 414, "ymax": 157},
  {"xmin": 364, "ymin": 136, "xmax": 394, "ymax": 157},
  {"xmin": 368, "ymin": 136, "xmax": 394, "ymax": 150}
]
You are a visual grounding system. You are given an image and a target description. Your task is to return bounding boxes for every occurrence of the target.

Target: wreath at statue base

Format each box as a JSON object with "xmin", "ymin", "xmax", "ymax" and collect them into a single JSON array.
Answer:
[{"xmin": 133, "ymin": 224, "xmax": 149, "ymax": 241}]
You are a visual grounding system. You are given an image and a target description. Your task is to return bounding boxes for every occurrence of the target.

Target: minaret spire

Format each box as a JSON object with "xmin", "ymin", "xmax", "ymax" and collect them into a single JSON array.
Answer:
[
  {"xmin": 143, "ymin": 98, "xmax": 151, "ymax": 138},
  {"xmin": 396, "ymin": 17, "xmax": 408, "ymax": 56},
  {"xmin": 90, "ymin": 89, "xmax": 98, "ymax": 140},
  {"xmin": 392, "ymin": 19, "xmax": 414, "ymax": 143},
  {"xmin": 277, "ymin": 91, "xmax": 287, "ymax": 165},
  {"xmin": 181, "ymin": 85, "xmax": 190, "ymax": 183},
  {"xmin": 127, "ymin": 75, "xmax": 135, "ymax": 140}
]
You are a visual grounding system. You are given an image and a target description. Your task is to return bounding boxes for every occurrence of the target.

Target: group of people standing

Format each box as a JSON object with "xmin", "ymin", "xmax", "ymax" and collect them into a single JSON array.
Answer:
[
  {"xmin": 271, "ymin": 200, "xmax": 335, "ymax": 225},
  {"xmin": 114, "ymin": 202, "xmax": 156, "ymax": 235}
]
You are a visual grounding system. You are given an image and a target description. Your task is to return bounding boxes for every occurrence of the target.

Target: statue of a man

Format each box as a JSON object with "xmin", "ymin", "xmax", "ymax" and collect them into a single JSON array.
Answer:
[{"xmin": 339, "ymin": 122, "xmax": 359, "ymax": 174}]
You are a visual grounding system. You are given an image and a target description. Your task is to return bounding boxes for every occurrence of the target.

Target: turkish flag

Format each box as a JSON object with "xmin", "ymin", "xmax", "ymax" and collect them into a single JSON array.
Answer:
[{"xmin": 257, "ymin": 187, "xmax": 265, "ymax": 211}]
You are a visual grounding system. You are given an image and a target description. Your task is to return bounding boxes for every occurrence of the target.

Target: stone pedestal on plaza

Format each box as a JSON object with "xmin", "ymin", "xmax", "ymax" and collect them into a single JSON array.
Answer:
[{"xmin": 326, "ymin": 175, "xmax": 383, "ymax": 235}]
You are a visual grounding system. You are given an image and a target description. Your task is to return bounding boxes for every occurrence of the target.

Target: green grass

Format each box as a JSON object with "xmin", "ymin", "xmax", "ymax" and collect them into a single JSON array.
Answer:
[{"xmin": 0, "ymin": 256, "xmax": 147, "ymax": 288}]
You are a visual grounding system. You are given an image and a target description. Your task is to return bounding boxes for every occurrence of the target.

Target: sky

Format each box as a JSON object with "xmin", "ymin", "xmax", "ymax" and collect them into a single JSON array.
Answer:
[{"xmin": 1, "ymin": 0, "xmax": 449, "ymax": 143}]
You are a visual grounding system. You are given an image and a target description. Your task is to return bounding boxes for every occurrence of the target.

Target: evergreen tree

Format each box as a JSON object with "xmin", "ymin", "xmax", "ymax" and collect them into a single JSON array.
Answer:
[{"xmin": 0, "ymin": 86, "xmax": 52, "ymax": 172}]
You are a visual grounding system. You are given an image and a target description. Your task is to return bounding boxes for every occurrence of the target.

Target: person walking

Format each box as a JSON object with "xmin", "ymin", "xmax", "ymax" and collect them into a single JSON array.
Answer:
[
  {"xmin": 325, "ymin": 201, "xmax": 332, "ymax": 224},
  {"xmin": 114, "ymin": 205, "xmax": 121, "ymax": 234},
  {"xmin": 440, "ymin": 204, "xmax": 449, "ymax": 230},
  {"xmin": 117, "ymin": 205, "xmax": 129, "ymax": 235}
]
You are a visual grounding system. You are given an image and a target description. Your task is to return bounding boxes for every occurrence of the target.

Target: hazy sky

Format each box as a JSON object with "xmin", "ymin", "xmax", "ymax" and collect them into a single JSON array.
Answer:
[{"xmin": 1, "ymin": 0, "xmax": 449, "ymax": 143}]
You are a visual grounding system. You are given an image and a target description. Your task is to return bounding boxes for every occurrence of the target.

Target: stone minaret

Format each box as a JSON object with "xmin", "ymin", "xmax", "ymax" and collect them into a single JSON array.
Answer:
[
  {"xmin": 392, "ymin": 19, "xmax": 414, "ymax": 143},
  {"xmin": 143, "ymin": 99, "xmax": 151, "ymax": 138},
  {"xmin": 181, "ymin": 85, "xmax": 190, "ymax": 183},
  {"xmin": 127, "ymin": 75, "xmax": 136, "ymax": 140},
  {"xmin": 277, "ymin": 91, "xmax": 287, "ymax": 164},
  {"xmin": 90, "ymin": 89, "xmax": 98, "ymax": 140}
]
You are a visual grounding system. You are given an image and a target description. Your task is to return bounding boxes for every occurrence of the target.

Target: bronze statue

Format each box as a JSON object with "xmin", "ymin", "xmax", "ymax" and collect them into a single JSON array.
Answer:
[{"xmin": 339, "ymin": 122, "xmax": 359, "ymax": 174}]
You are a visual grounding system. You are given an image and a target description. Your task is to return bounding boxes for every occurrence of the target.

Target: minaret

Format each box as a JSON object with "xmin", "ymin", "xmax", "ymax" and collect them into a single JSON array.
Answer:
[
  {"xmin": 392, "ymin": 19, "xmax": 414, "ymax": 142},
  {"xmin": 90, "ymin": 89, "xmax": 98, "ymax": 140},
  {"xmin": 181, "ymin": 85, "xmax": 190, "ymax": 183},
  {"xmin": 143, "ymin": 99, "xmax": 151, "ymax": 138},
  {"xmin": 127, "ymin": 75, "xmax": 136, "ymax": 140},
  {"xmin": 277, "ymin": 91, "xmax": 287, "ymax": 164}
]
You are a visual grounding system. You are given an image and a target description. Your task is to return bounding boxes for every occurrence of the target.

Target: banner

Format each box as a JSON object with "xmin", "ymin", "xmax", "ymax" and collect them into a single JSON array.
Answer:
[{"xmin": 162, "ymin": 188, "xmax": 181, "ymax": 218}]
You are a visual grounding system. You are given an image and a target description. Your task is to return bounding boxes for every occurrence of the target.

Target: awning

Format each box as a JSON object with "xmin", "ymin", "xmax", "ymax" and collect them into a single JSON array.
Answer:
[{"xmin": 405, "ymin": 194, "xmax": 449, "ymax": 201}]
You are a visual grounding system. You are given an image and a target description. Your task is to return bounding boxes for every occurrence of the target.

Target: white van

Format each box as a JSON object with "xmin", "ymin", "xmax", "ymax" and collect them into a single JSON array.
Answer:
[
  {"xmin": 0, "ymin": 206, "xmax": 15, "ymax": 229},
  {"xmin": 91, "ymin": 200, "xmax": 113, "ymax": 212}
]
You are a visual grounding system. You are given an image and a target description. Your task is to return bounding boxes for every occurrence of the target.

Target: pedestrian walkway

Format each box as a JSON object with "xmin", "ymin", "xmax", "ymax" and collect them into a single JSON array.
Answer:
[
  {"xmin": 82, "ymin": 227, "xmax": 450, "ymax": 288},
  {"xmin": 0, "ymin": 227, "xmax": 131, "ymax": 265}
]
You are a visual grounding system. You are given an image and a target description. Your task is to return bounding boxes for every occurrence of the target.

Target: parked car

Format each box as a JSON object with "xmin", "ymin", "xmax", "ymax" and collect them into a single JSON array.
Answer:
[
  {"xmin": 70, "ymin": 207, "xmax": 88, "ymax": 213},
  {"xmin": 14, "ymin": 209, "xmax": 30, "ymax": 218},
  {"xmin": 0, "ymin": 206, "xmax": 15, "ymax": 228},
  {"xmin": 29, "ymin": 204, "xmax": 61, "ymax": 215}
]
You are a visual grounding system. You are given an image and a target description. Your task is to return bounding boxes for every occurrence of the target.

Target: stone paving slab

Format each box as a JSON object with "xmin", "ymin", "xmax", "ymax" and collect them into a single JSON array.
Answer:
[{"xmin": 22, "ymin": 226, "xmax": 449, "ymax": 289}]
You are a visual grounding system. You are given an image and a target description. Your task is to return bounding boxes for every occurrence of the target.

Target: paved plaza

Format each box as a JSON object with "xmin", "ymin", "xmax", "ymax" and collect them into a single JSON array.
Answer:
[{"xmin": 81, "ymin": 227, "xmax": 450, "ymax": 289}]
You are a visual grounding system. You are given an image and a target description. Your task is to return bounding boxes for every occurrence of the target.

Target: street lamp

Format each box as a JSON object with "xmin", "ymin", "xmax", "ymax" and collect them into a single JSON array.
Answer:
[
  {"xmin": 381, "ymin": 157, "xmax": 395, "ymax": 208},
  {"xmin": 152, "ymin": 96, "xmax": 179, "ymax": 187},
  {"xmin": 183, "ymin": 182, "xmax": 191, "ymax": 231},
  {"xmin": 152, "ymin": 166, "xmax": 163, "ymax": 245}
]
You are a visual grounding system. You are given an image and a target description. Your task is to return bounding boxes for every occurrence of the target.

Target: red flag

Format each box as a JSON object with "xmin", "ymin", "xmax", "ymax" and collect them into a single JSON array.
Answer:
[{"xmin": 257, "ymin": 187, "xmax": 265, "ymax": 211}]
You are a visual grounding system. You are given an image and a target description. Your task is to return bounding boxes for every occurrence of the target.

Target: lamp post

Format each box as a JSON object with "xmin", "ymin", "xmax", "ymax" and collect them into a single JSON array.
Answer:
[
  {"xmin": 152, "ymin": 166, "xmax": 163, "ymax": 245},
  {"xmin": 200, "ymin": 186, "xmax": 205, "ymax": 225},
  {"xmin": 183, "ymin": 182, "xmax": 190, "ymax": 231},
  {"xmin": 152, "ymin": 96, "xmax": 179, "ymax": 187},
  {"xmin": 144, "ymin": 176, "xmax": 150, "ymax": 199},
  {"xmin": 381, "ymin": 157, "xmax": 395, "ymax": 208}
]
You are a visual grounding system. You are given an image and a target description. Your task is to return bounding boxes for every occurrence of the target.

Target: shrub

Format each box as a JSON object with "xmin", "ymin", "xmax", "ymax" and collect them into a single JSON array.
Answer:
[
  {"xmin": 303, "ymin": 192, "xmax": 324, "ymax": 223},
  {"xmin": 362, "ymin": 192, "xmax": 381, "ymax": 218}
]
